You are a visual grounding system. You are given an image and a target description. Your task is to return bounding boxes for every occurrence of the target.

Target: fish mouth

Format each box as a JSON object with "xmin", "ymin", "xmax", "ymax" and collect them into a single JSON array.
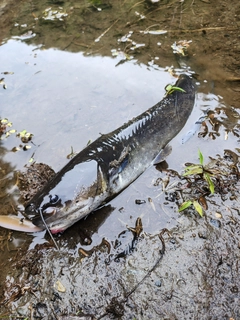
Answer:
[
  {"xmin": 25, "ymin": 201, "xmax": 70, "ymax": 233},
  {"xmin": 26, "ymin": 191, "xmax": 104, "ymax": 234},
  {"xmin": 31, "ymin": 207, "xmax": 66, "ymax": 234},
  {"xmin": 30, "ymin": 205, "xmax": 85, "ymax": 234}
]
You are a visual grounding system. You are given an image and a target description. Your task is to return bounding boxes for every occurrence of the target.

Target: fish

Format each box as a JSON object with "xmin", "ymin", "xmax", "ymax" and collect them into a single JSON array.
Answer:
[{"xmin": 0, "ymin": 74, "xmax": 196, "ymax": 234}]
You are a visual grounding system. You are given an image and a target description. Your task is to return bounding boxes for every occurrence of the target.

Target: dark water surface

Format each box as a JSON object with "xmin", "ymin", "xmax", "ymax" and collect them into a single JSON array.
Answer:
[{"xmin": 0, "ymin": 0, "xmax": 240, "ymax": 318}]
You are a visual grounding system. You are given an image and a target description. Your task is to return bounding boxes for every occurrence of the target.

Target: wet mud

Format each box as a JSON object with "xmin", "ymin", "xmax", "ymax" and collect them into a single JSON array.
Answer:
[
  {"xmin": 1, "ymin": 150, "xmax": 240, "ymax": 319},
  {"xmin": 0, "ymin": 0, "xmax": 240, "ymax": 319}
]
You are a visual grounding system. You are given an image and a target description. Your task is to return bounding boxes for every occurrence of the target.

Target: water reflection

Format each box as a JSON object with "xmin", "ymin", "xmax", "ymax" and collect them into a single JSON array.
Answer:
[
  {"xmin": 0, "ymin": 144, "xmax": 18, "ymax": 215},
  {"xmin": 1, "ymin": 39, "xmax": 174, "ymax": 170}
]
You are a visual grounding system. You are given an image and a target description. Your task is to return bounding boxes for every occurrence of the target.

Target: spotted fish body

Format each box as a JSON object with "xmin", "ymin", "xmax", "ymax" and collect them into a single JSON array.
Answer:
[{"xmin": 20, "ymin": 75, "xmax": 195, "ymax": 233}]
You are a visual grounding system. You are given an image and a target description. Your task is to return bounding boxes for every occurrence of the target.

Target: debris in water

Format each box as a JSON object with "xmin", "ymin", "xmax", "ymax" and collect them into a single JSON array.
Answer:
[
  {"xmin": 1, "ymin": 71, "xmax": 14, "ymax": 75},
  {"xmin": 148, "ymin": 197, "xmax": 156, "ymax": 212},
  {"xmin": 135, "ymin": 11, "xmax": 145, "ymax": 20},
  {"xmin": 55, "ymin": 280, "xmax": 66, "ymax": 293},
  {"xmin": 42, "ymin": 7, "xmax": 68, "ymax": 21},
  {"xmin": 17, "ymin": 129, "xmax": 33, "ymax": 143},
  {"xmin": 0, "ymin": 78, "xmax": 7, "ymax": 89},
  {"xmin": 135, "ymin": 199, "xmax": 146, "ymax": 205},
  {"xmin": 171, "ymin": 40, "xmax": 192, "ymax": 56},
  {"xmin": 141, "ymin": 29, "xmax": 167, "ymax": 35}
]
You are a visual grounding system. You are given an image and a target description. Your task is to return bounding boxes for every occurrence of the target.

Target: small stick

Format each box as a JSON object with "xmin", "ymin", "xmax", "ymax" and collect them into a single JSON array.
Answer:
[
  {"xmin": 95, "ymin": 19, "xmax": 119, "ymax": 42},
  {"xmin": 167, "ymin": 26, "xmax": 238, "ymax": 33}
]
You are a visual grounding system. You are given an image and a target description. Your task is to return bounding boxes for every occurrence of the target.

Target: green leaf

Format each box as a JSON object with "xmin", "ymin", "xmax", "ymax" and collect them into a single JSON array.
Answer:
[
  {"xmin": 171, "ymin": 86, "xmax": 186, "ymax": 93},
  {"xmin": 125, "ymin": 53, "xmax": 132, "ymax": 60},
  {"xmin": 18, "ymin": 129, "xmax": 27, "ymax": 137},
  {"xmin": 204, "ymin": 173, "xmax": 215, "ymax": 194},
  {"xmin": 193, "ymin": 200, "xmax": 203, "ymax": 217},
  {"xmin": 165, "ymin": 85, "xmax": 186, "ymax": 96},
  {"xmin": 183, "ymin": 165, "xmax": 203, "ymax": 176},
  {"xmin": 178, "ymin": 200, "xmax": 192, "ymax": 212},
  {"xmin": 165, "ymin": 84, "xmax": 172, "ymax": 92},
  {"xmin": 198, "ymin": 149, "xmax": 204, "ymax": 165}
]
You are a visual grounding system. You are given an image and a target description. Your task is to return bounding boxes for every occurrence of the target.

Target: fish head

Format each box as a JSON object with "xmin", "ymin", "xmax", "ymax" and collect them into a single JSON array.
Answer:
[
  {"xmin": 25, "ymin": 193, "xmax": 101, "ymax": 234},
  {"xmin": 25, "ymin": 159, "xmax": 109, "ymax": 234}
]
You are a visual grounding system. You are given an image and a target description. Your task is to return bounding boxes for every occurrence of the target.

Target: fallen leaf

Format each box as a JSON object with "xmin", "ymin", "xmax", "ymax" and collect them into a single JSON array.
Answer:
[{"xmin": 55, "ymin": 280, "xmax": 66, "ymax": 293}]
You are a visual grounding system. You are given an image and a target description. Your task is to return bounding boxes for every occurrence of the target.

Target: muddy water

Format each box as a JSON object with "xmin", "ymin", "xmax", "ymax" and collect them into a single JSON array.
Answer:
[{"xmin": 0, "ymin": 0, "xmax": 240, "ymax": 319}]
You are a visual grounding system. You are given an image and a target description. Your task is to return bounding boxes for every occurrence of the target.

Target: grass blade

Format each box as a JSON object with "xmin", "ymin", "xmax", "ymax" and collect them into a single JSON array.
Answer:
[
  {"xmin": 183, "ymin": 165, "xmax": 203, "ymax": 176},
  {"xmin": 193, "ymin": 200, "xmax": 203, "ymax": 217},
  {"xmin": 204, "ymin": 172, "xmax": 215, "ymax": 194},
  {"xmin": 198, "ymin": 149, "xmax": 204, "ymax": 165},
  {"xmin": 178, "ymin": 200, "xmax": 192, "ymax": 212}
]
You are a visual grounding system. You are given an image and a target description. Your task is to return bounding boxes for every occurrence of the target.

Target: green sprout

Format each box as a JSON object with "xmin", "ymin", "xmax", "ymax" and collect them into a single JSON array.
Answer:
[
  {"xmin": 178, "ymin": 150, "xmax": 215, "ymax": 216},
  {"xmin": 0, "ymin": 117, "xmax": 35, "ymax": 163},
  {"xmin": 1, "ymin": 118, "xmax": 12, "ymax": 126},
  {"xmin": 183, "ymin": 150, "xmax": 215, "ymax": 194},
  {"xmin": 165, "ymin": 84, "xmax": 186, "ymax": 96},
  {"xmin": 178, "ymin": 199, "xmax": 203, "ymax": 217},
  {"xmin": 17, "ymin": 129, "xmax": 33, "ymax": 143},
  {"xmin": 0, "ymin": 118, "xmax": 16, "ymax": 139},
  {"xmin": 67, "ymin": 146, "xmax": 77, "ymax": 159}
]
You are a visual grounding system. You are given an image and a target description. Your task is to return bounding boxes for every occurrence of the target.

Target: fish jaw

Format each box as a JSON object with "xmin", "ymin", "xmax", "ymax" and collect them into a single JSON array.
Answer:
[
  {"xmin": 0, "ymin": 215, "xmax": 44, "ymax": 233},
  {"xmin": 30, "ymin": 192, "xmax": 108, "ymax": 234}
]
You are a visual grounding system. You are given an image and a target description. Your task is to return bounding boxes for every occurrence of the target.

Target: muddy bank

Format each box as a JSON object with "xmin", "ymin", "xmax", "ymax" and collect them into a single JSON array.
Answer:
[
  {"xmin": 1, "ymin": 149, "xmax": 240, "ymax": 319},
  {"xmin": 1, "ymin": 193, "xmax": 240, "ymax": 319}
]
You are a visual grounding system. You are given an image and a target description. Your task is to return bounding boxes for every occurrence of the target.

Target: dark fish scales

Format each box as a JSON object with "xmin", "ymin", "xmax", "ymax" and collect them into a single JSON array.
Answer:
[{"xmin": 22, "ymin": 74, "xmax": 196, "ymax": 233}]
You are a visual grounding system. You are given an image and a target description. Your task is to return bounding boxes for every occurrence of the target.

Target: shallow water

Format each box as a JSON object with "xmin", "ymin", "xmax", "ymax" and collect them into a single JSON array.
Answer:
[{"xmin": 0, "ymin": 0, "xmax": 240, "ymax": 318}]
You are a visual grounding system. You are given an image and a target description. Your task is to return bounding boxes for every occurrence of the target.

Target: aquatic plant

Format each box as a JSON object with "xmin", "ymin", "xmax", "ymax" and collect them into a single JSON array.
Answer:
[
  {"xmin": 164, "ymin": 84, "xmax": 186, "ymax": 96},
  {"xmin": 183, "ymin": 149, "xmax": 214, "ymax": 194},
  {"xmin": 179, "ymin": 150, "xmax": 215, "ymax": 216},
  {"xmin": 0, "ymin": 118, "xmax": 16, "ymax": 139}
]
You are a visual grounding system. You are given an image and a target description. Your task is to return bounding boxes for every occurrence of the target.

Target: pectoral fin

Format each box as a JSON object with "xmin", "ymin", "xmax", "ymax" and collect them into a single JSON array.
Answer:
[{"xmin": 153, "ymin": 144, "xmax": 172, "ymax": 165}]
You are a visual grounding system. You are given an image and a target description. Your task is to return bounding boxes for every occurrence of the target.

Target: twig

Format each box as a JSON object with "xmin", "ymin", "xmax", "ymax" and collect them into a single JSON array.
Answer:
[
  {"xmin": 225, "ymin": 77, "xmax": 240, "ymax": 82},
  {"xmin": 73, "ymin": 42, "xmax": 89, "ymax": 48},
  {"xmin": 94, "ymin": 19, "xmax": 119, "ymax": 43},
  {"xmin": 127, "ymin": 0, "xmax": 145, "ymax": 11},
  {"xmin": 167, "ymin": 26, "xmax": 238, "ymax": 33}
]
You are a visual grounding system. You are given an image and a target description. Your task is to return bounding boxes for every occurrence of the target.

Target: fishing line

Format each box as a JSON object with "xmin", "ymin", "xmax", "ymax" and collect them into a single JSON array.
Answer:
[{"xmin": 39, "ymin": 208, "xmax": 59, "ymax": 251}]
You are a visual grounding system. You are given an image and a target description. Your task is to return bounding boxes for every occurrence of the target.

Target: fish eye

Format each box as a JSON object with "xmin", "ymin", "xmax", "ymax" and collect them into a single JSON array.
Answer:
[
  {"xmin": 49, "ymin": 194, "xmax": 59, "ymax": 204},
  {"xmin": 25, "ymin": 203, "xmax": 36, "ymax": 214}
]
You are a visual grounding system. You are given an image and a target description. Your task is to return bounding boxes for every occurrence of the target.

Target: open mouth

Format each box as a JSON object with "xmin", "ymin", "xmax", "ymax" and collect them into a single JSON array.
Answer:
[
  {"xmin": 30, "ymin": 206, "xmax": 73, "ymax": 234},
  {"xmin": 49, "ymin": 226, "xmax": 65, "ymax": 234},
  {"xmin": 30, "ymin": 206, "xmax": 58, "ymax": 229}
]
